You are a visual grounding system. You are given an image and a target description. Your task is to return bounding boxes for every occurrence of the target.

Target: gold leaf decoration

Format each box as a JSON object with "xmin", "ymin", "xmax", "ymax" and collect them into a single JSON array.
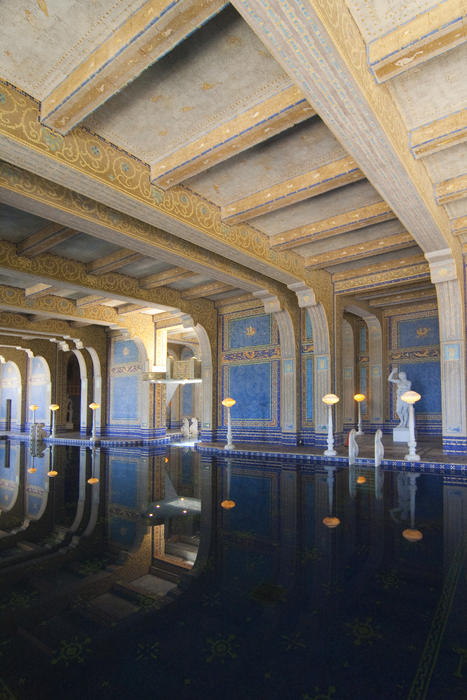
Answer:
[{"xmin": 37, "ymin": 0, "xmax": 48, "ymax": 16}]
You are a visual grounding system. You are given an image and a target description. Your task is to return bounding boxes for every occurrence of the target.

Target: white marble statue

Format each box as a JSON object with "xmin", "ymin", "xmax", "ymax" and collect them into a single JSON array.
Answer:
[
  {"xmin": 348, "ymin": 428, "xmax": 359, "ymax": 465},
  {"xmin": 181, "ymin": 417, "xmax": 190, "ymax": 440},
  {"xmin": 388, "ymin": 368, "xmax": 412, "ymax": 428},
  {"xmin": 189, "ymin": 417, "xmax": 199, "ymax": 440},
  {"xmin": 374, "ymin": 429, "xmax": 384, "ymax": 467}
]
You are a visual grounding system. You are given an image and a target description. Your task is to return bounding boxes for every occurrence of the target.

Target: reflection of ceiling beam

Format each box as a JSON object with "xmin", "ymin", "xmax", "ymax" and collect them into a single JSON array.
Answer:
[
  {"xmin": 182, "ymin": 281, "xmax": 234, "ymax": 298},
  {"xmin": 435, "ymin": 174, "xmax": 467, "ymax": 205},
  {"xmin": 367, "ymin": 288, "xmax": 437, "ymax": 307},
  {"xmin": 221, "ymin": 155, "xmax": 363, "ymax": 224},
  {"xmin": 150, "ymin": 85, "xmax": 313, "ymax": 188},
  {"xmin": 25, "ymin": 283, "xmax": 60, "ymax": 299},
  {"xmin": 87, "ymin": 248, "xmax": 143, "ymax": 275},
  {"xmin": 140, "ymin": 266, "xmax": 194, "ymax": 289},
  {"xmin": 367, "ymin": 0, "xmax": 467, "ymax": 83},
  {"xmin": 41, "ymin": 0, "xmax": 227, "ymax": 134},
  {"xmin": 270, "ymin": 202, "xmax": 395, "ymax": 250},
  {"xmin": 304, "ymin": 231, "xmax": 413, "ymax": 269},
  {"xmin": 17, "ymin": 223, "xmax": 76, "ymax": 257},
  {"xmin": 76, "ymin": 295, "xmax": 114, "ymax": 308},
  {"xmin": 410, "ymin": 109, "xmax": 467, "ymax": 159}
]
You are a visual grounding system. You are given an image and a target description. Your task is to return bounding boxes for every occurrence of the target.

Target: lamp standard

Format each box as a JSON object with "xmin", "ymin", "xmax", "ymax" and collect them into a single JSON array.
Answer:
[
  {"xmin": 401, "ymin": 391, "xmax": 421, "ymax": 461},
  {"xmin": 221, "ymin": 397, "xmax": 236, "ymax": 450},
  {"xmin": 322, "ymin": 393, "xmax": 339, "ymax": 457},
  {"xmin": 49, "ymin": 404, "xmax": 59, "ymax": 438},
  {"xmin": 89, "ymin": 402, "xmax": 100, "ymax": 442},
  {"xmin": 353, "ymin": 393, "xmax": 366, "ymax": 435}
]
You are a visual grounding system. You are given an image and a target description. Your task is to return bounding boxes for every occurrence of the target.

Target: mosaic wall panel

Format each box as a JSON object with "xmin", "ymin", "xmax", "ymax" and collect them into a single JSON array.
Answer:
[
  {"xmin": 109, "ymin": 339, "xmax": 143, "ymax": 427},
  {"xmin": 388, "ymin": 309, "xmax": 441, "ymax": 431},
  {"xmin": 301, "ymin": 309, "xmax": 314, "ymax": 430},
  {"xmin": 219, "ymin": 305, "xmax": 281, "ymax": 436}
]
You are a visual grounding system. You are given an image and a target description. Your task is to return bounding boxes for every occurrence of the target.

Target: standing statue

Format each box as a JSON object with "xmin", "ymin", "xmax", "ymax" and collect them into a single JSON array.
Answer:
[
  {"xmin": 374, "ymin": 429, "xmax": 384, "ymax": 468},
  {"xmin": 388, "ymin": 368, "xmax": 411, "ymax": 428},
  {"xmin": 189, "ymin": 417, "xmax": 199, "ymax": 440},
  {"xmin": 181, "ymin": 417, "xmax": 190, "ymax": 440},
  {"xmin": 348, "ymin": 428, "xmax": 359, "ymax": 465}
]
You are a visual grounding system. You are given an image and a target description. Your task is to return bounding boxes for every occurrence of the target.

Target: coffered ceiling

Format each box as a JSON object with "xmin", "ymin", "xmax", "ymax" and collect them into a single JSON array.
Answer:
[{"xmin": 0, "ymin": 0, "xmax": 465, "ymax": 343}]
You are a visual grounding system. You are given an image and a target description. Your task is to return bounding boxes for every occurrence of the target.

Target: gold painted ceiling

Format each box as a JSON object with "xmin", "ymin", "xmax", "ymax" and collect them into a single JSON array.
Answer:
[{"xmin": 0, "ymin": 0, "xmax": 465, "ymax": 342}]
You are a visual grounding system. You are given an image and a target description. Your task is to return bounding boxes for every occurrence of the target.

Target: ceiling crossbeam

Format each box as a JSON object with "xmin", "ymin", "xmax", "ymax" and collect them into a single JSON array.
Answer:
[
  {"xmin": 410, "ymin": 108, "xmax": 467, "ymax": 159},
  {"xmin": 367, "ymin": 0, "xmax": 467, "ymax": 83},
  {"xmin": 17, "ymin": 223, "xmax": 76, "ymax": 257},
  {"xmin": 435, "ymin": 174, "xmax": 467, "ymax": 205},
  {"xmin": 221, "ymin": 155, "xmax": 363, "ymax": 224},
  {"xmin": 304, "ymin": 231, "xmax": 414, "ymax": 269},
  {"xmin": 270, "ymin": 202, "xmax": 395, "ymax": 251},
  {"xmin": 150, "ymin": 85, "xmax": 314, "ymax": 188},
  {"xmin": 40, "ymin": 0, "xmax": 227, "ymax": 134},
  {"xmin": 140, "ymin": 266, "xmax": 194, "ymax": 289},
  {"xmin": 182, "ymin": 281, "xmax": 234, "ymax": 298},
  {"xmin": 87, "ymin": 248, "xmax": 143, "ymax": 275}
]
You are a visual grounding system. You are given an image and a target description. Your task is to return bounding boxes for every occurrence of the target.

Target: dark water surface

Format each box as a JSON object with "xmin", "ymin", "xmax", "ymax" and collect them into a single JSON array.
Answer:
[{"xmin": 0, "ymin": 441, "xmax": 465, "ymax": 699}]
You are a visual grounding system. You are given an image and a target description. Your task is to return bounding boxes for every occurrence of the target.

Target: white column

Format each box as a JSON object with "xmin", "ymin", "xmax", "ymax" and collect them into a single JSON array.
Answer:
[{"xmin": 342, "ymin": 320, "xmax": 355, "ymax": 426}]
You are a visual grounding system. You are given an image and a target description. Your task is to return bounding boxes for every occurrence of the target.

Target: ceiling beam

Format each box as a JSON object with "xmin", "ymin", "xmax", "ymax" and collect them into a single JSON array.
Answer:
[
  {"xmin": 270, "ymin": 202, "xmax": 395, "ymax": 251},
  {"xmin": 25, "ymin": 283, "xmax": 61, "ymax": 299},
  {"xmin": 367, "ymin": 0, "xmax": 467, "ymax": 83},
  {"xmin": 140, "ymin": 266, "xmax": 194, "ymax": 289},
  {"xmin": 117, "ymin": 303, "xmax": 148, "ymax": 315},
  {"xmin": 150, "ymin": 85, "xmax": 314, "ymax": 188},
  {"xmin": 230, "ymin": 0, "xmax": 451, "ymax": 255},
  {"xmin": 333, "ymin": 254, "xmax": 429, "ymax": 294},
  {"xmin": 452, "ymin": 215, "xmax": 467, "ymax": 236},
  {"xmin": 87, "ymin": 248, "xmax": 143, "ymax": 275},
  {"xmin": 76, "ymin": 295, "xmax": 115, "ymax": 308},
  {"xmin": 367, "ymin": 288, "xmax": 437, "ymax": 308},
  {"xmin": 17, "ymin": 223, "xmax": 77, "ymax": 257},
  {"xmin": 356, "ymin": 282, "xmax": 433, "ymax": 301},
  {"xmin": 304, "ymin": 231, "xmax": 414, "ymax": 269},
  {"xmin": 409, "ymin": 108, "xmax": 467, "ymax": 159},
  {"xmin": 182, "ymin": 281, "xmax": 234, "ymax": 298},
  {"xmin": 221, "ymin": 155, "xmax": 363, "ymax": 224},
  {"xmin": 40, "ymin": 0, "xmax": 227, "ymax": 134},
  {"xmin": 435, "ymin": 174, "xmax": 467, "ymax": 205}
]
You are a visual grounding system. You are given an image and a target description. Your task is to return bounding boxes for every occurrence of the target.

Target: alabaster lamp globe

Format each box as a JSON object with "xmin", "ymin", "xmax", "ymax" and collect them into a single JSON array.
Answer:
[
  {"xmin": 353, "ymin": 393, "xmax": 365, "ymax": 403},
  {"xmin": 221, "ymin": 397, "xmax": 236, "ymax": 408},
  {"xmin": 89, "ymin": 402, "xmax": 100, "ymax": 411},
  {"xmin": 401, "ymin": 391, "xmax": 421, "ymax": 405},
  {"xmin": 322, "ymin": 393, "xmax": 339, "ymax": 406}
]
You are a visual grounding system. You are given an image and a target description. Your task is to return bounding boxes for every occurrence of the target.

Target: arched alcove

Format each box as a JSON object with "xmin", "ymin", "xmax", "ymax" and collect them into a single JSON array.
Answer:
[
  {"xmin": 342, "ymin": 319, "xmax": 355, "ymax": 430},
  {"xmin": 0, "ymin": 361, "xmax": 22, "ymax": 431},
  {"xmin": 27, "ymin": 355, "xmax": 51, "ymax": 429},
  {"xmin": 306, "ymin": 303, "xmax": 332, "ymax": 443},
  {"xmin": 65, "ymin": 353, "xmax": 81, "ymax": 431}
]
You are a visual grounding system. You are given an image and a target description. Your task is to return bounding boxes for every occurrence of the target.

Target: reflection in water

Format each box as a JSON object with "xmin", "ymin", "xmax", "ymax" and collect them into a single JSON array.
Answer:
[{"xmin": 0, "ymin": 442, "xmax": 464, "ymax": 700}]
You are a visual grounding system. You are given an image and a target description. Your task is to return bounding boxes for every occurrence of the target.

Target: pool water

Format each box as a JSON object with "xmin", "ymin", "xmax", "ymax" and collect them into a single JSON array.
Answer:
[{"xmin": 0, "ymin": 441, "xmax": 465, "ymax": 699}]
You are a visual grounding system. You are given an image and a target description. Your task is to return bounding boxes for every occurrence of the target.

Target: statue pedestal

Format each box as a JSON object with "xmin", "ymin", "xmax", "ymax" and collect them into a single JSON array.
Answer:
[{"xmin": 393, "ymin": 427, "xmax": 410, "ymax": 443}]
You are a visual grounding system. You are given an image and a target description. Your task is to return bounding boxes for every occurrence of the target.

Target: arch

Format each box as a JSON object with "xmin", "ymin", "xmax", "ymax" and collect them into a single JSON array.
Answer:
[
  {"xmin": 27, "ymin": 355, "xmax": 51, "ymax": 429},
  {"xmin": 86, "ymin": 347, "xmax": 102, "ymax": 435},
  {"xmin": 0, "ymin": 360, "xmax": 22, "ymax": 431},
  {"xmin": 193, "ymin": 323, "xmax": 213, "ymax": 440},
  {"xmin": 342, "ymin": 319, "xmax": 355, "ymax": 429},
  {"xmin": 345, "ymin": 305, "xmax": 383, "ymax": 428}
]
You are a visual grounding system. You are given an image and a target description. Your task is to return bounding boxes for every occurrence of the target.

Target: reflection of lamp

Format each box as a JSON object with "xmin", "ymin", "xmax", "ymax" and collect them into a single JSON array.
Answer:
[
  {"xmin": 49, "ymin": 404, "xmax": 59, "ymax": 439},
  {"xmin": 222, "ymin": 397, "xmax": 236, "ymax": 450},
  {"xmin": 87, "ymin": 447, "xmax": 99, "ymax": 484},
  {"xmin": 323, "ymin": 466, "xmax": 340, "ymax": 528},
  {"xmin": 353, "ymin": 393, "xmax": 365, "ymax": 435},
  {"xmin": 221, "ymin": 458, "xmax": 236, "ymax": 510},
  {"xmin": 29, "ymin": 404, "xmax": 38, "ymax": 425},
  {"xmin": 89, "ymin": 402, "xmax": 100, "ymax": 442},
  {"xmin": 47, "ymin": 445, "xmax": 58, "ymax": 477},
  {"xmin": 357, "ymin": 475, "xmax": 366, "ymax": 485},
  {"xmin": 402, "ymin": 473, "xmax": 422, "ymax": 542},
  {"xmin": 401, "ymin": 391, "xmax": 421, "ymax": 461},
  {"xmin": 322, "ymin": 394, "xmax": 339, "ymax": 457}
]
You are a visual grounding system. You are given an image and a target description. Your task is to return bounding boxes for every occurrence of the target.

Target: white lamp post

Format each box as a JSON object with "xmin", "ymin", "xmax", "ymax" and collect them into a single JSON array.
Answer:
[
  {"xmin": 353, "ymin": 393, "xmax": 365, "ymax": 435},
  {"xmin": 29, "ymin": 403, "xmax": 38, "ymax": 425},
  {"xmin": 89, "ymin": 402, "xmax": 100, "ymax": 442},
  {"xmin": 221, "ymin": 397, "xmax": 236, "ymax": 450},
  {"xmin": 49, "ymin": 403, "xmax": 59, "ymax": 439},
  {"xmin": 322, "ymin": 393, "xmax": 339, "ymax": 457},
  {"xmin": 401, "ymin": 390, "xmax": 421, "ymax": 461}
]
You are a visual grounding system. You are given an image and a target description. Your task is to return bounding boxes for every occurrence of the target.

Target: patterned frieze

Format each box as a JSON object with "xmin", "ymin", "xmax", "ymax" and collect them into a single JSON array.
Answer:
[
  {"xmin": 0, "ymin": 82, "xmax": 330, "ymax": 297},
  {"xmin": 333, "ymin": 256, "xmax": 430, "ymax": 293}
]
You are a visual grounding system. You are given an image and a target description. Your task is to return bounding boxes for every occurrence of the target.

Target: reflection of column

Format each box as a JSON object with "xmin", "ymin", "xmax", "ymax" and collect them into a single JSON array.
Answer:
[
  {"xmin": 192, "ymin": 456, "xmax": 213, "ymax": 576},
  {"xmin": 279, "ymin": 467, "xmax": 298, "ymax": 587},
  {"xmin": 426, "ymin": 251, "xmax": 467, "ymax": 453}
]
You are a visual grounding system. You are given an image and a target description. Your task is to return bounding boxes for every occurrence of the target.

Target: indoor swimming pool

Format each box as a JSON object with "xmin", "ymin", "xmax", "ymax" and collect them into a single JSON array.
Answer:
[{"xmin": 0, "ymin": 440, "xmax": 465, "ymax": 699}]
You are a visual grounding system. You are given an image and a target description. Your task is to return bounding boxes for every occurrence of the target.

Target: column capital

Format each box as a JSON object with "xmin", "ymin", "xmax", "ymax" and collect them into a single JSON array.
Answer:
[
  {"xmin": 425, "ymin": 249, "xmax": 457, "ymax": 284},
  {"xmin": 287, "ymin": 282, "xmax": 317, "ymax": 308},
  {"xmin": 253, "ymin": 290, "xmax": 281, "ymax": 314}
]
